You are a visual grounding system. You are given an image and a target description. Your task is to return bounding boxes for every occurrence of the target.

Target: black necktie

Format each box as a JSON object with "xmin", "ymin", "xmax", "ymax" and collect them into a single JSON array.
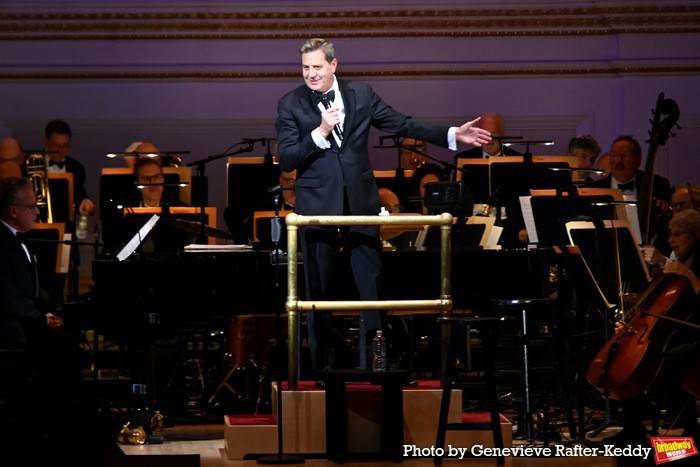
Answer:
[
  {"xmin": 618, "ymin": 181, "xmax": 634, "ymax": 192},
  {"xmin": 49, "ymin": 159, "xmax": 65, "ymax": 169}
]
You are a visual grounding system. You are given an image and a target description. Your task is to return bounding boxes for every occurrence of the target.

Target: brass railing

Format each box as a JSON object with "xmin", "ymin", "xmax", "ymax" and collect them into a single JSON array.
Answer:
[{"xmin": 285, "ymin": 212, "xmax": 454, "ymax": 389}]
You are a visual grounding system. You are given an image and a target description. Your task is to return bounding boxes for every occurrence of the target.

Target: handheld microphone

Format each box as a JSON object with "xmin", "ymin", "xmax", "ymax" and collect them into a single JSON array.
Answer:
[{"xmin": 320, "ymin": 96, "xmax": 344, "ymax": 141}]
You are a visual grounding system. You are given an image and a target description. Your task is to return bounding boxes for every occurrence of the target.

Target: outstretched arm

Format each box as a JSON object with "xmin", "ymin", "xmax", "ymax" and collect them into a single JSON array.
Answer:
[{"xmin": 455, "ymin": 117, "xmax": 492, "ymax": 147}]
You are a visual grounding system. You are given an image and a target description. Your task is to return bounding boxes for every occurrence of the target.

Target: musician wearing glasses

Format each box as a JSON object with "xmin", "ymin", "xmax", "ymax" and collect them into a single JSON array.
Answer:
[
  {"xmin": 588, "ymin": 135, "xmax": 672, "ymax": 204},
  {"xmin": 0, "ymin": 177, "xmax": 85, "ymax": 394}
]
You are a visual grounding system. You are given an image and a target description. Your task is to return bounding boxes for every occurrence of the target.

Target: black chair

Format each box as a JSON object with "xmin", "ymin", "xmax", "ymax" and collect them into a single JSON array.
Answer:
[{"xmin": 434, "ymin": 316, "xmax": 504, "ymax": 465}]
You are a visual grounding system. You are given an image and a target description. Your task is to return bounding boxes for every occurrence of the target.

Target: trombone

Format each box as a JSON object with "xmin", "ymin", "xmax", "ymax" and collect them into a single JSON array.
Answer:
[{"xmin": 25, "ymin": 152, "xmax": 53, "ymax": 223}]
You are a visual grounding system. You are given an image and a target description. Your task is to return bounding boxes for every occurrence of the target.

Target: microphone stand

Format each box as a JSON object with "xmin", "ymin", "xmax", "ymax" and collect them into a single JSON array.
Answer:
[
  {"xmin": 374, "ymin": 135, "xmax": 469, "ymax": 180},
  {"xmin": 256, "ymin": 185, "xmax": 305, "ymax": 465}
]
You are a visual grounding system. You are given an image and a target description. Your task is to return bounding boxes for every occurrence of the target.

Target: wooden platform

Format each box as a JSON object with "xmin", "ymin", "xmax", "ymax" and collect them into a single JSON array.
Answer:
[{"xmin": 224, "ymin": 379, "xmax": 512, "ymax": 460}]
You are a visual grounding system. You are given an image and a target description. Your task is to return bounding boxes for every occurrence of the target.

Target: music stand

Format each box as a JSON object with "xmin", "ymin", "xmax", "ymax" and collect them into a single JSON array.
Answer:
[
  {"xmin": 47, "ymin": 173, "xmax": 74, "ymax": 223},
  {"xmin": 25, "ymin": 222, "xmax": 68, "ymax": 274},
  {"xmin": 553, "ymin": 245, "xmax": 614, "ymax": 447},
  {"xmin": 23, "ymin": 223, "xmax": 69, "ymax": 309},
  {"xmin": 225, "ymin": 156, "xmax": 281, "ymax": 244},
  {"xmin": 454, "ymin": 158, "xmax": 490, "ymax": 204},
  {"xmin": 566, "ymin": 220, "xmax": 650, "ymax": 291}
]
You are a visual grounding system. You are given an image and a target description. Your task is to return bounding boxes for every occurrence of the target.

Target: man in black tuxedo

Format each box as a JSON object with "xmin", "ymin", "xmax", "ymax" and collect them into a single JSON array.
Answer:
[
  {"xmin": 44, "ymin": 119, "xmax": 95, "ymax": 218},
  {"xmin": 0, "ymin": 177, "xmax": 84, "ymax": 392},
  {"xmin": 102, "ymin": 157, "xmax": 192, "ymax": 255},
  {"xmin": 275, "ymin": 38, "xmax": 491, "ymax": 374},
  {"xmin": 588, "ymin": 135, "xmax": 672, "ymax": 246}
]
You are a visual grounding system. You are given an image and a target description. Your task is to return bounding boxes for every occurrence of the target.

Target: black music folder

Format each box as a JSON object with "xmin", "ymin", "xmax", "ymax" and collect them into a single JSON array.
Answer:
[
  {"xmin": 566, "ymin": 220, "xmax": 650, "ymax": 292},
  {"xmin": 554, "ymin": 245, "xmax": 614, "ymax": 312},
  {"xmin": 527, "ymin": 192, "xmax": 616, "ymax": 247}
]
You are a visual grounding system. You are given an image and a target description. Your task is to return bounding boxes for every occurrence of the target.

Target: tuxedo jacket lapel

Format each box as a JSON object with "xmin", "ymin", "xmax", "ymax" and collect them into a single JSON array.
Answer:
[{"xmin": 339, "ymin": 81, "xmax": 354, "ymax": 142}]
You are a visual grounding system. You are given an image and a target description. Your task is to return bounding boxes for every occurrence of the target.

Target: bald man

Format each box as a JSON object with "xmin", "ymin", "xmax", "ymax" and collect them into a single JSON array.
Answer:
[
  {"xmin": 0, "ymin": 137, "xmax": 24, "ymax": 166},
  {"xmin": 453, "ymin": 113, "xmax": 521, "ymax": 160},
  {"xmin": 124, "ymin": 141, "xmax": 161, "ymax": 168}
]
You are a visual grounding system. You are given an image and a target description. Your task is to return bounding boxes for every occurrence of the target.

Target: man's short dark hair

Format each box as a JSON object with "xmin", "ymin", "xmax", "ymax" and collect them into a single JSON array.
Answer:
[{"xmin": 44, "ymin": 119, "xmax": 72, "ymax": 139}]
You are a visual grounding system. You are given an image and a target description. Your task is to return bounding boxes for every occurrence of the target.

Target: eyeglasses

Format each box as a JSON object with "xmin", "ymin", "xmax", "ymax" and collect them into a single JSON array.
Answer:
[
  {"xmin": 669, "ymin": 230, "xmax": 688, "ymax": 238},
  {"xmin": 609, "ymin": 152, "xmax": 636, "ymax": 161},
  {"xmin": 138, "ymin": 173, "xmax": 164, "ymax": 183},
  {"xmin": 16, "ymin": 203, "xmax": 38, "ymax": 210},
  {"xmin": 670, "ymin": 200, "xmax": 692, "ymax": 211},
  {"xmin": 381, "ymin": 204, "xmax": 403, "ymax": 214}
]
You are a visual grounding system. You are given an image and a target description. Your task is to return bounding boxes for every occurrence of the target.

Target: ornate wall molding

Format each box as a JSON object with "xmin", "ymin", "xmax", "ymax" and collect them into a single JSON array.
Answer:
[{"xmin": 1, "ymin": 6, "xmax": 700, "ymax": 39}]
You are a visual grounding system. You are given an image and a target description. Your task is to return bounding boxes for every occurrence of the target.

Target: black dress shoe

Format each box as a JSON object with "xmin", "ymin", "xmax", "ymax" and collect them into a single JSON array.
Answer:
[{"xmin": 315, "ymin": 380, "xmax": 326, "ymax": 389}]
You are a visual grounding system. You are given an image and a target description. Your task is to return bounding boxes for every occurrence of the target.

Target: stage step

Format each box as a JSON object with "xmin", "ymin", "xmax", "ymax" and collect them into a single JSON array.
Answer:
[{"xmin": 224, "ymin": 380, "xmax": 512, "ymax": 460}]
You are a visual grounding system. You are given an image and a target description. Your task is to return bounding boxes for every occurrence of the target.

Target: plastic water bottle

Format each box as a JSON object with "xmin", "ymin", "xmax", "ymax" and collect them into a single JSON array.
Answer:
[
  {"xmin": 372, "ymin": 330, "xmax": 387, "ymax": 372},
  {"xmin": 128, "ymin": 383, "xmax": 152, "ymax": 435},
  {"xmin": 76, "ymin": 213, "xmax": 89, "ymax": 239}
]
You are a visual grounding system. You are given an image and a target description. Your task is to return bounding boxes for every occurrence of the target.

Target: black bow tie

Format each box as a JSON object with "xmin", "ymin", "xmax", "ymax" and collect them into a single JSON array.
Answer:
[
  {"xmin": 618, "ymin": 181, "xmax": 634, "ymax": 192},
  {"xmin": 313, "ymin": 90, "xmax": 335, "ymax": 104},
  {"xmin": 49, "ymin": 159, "xmax": 65, "ymax": 169}
]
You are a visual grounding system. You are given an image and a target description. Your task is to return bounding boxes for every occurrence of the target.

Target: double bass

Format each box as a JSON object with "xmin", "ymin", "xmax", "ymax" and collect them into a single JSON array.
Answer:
[{"xmin": 587, "ymin": 93, "xmax": 684, "ymax": 402}]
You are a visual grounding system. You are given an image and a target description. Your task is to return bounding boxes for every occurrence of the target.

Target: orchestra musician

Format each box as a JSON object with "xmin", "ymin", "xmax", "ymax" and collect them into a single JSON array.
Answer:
[
  {"xmin": 275, "ymin": 37, "xmax": 491, "ymax": 378},
  {"xmin": 43, "ymin": 119, "xmax": 95, "ymax": 218},
  {"xmin": 0, "ymin": 176, "xmax": 86, "ymax": 395},
  {"xmin": 604, "ymin": 209, "xmax": 700, "ymax": 446},
  {"xmin": 567, "ymin": 135, "xmax": 602, "ymax": 182},
  {"xmin": 588, "ymin": 135, "xmax": 672, "ymax": 226},
  {"xmin": 0, "ymin": 137, "xmax": 25, "ymax": 170},
  {"xmin": 101, "ymin": 157, "xmax": 190, "ymax": 255},
  {"xmin": 122, "ymin": 141, "xmax": 161, "ymax": 169},
  {"xmin": 399, "ymin": 137, "xmax": 429, "ymax": 170}
]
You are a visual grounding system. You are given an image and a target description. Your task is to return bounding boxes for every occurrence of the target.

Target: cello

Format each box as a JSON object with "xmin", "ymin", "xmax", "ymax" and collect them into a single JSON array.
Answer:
[{"xmin": 587, "ymin": 93, "xmax": 684, "ymax": 402}]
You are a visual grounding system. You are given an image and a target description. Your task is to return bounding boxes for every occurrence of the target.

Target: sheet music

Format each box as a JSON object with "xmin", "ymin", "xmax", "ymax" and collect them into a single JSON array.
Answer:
[
  {"xmin": 519, "ymin": 196, "xmax": 538, "ymax": 244},
  {"xmin": 466, "ymin": 215, "xmax": 501, "ymax": 248},
  {"xmin": 117, "ymin": 214, "xmax": 160, "ymax": 261},
  {"xmin": 622, "ymin": 194, "xmax": 642, "ymax": 244}
]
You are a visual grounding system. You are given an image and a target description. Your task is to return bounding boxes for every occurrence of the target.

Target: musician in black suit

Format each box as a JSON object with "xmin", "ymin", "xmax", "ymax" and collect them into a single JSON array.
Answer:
[
  {"xmin": 0, "ymin": 177, "xmax": 84, "ymax": 393},
  {"xmin": 275, "ymin": 38, "xmax": 491, "ymax": 374},
  {"xmin": 102, "ymin": 157, "xmax": 192, "ymax": 255},
  {"xmin": 587, "ymin": 135, "xmax": 673, "ymax": 249},
  {"xmin": 44, "ymin": 119, "xmax": 95, "ymax": 217}
]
